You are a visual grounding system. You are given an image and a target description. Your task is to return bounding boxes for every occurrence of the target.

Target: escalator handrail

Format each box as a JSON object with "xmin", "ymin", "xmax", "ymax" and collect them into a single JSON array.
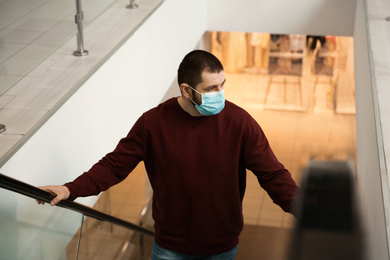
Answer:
[{"xmin": 0, "ymin": 173, "xmax": 154, "ymax": 237}]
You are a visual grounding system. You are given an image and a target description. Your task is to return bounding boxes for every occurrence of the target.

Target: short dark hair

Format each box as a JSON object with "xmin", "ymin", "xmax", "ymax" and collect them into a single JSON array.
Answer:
[{"xmin": 177, "ymin": 50, "xmax": 224, "ymax": 88}]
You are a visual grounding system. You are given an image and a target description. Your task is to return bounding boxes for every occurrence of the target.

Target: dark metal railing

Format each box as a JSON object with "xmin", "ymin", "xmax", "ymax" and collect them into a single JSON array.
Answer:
[
  {"xmin": 288, "ymin": 159, "xmax": 366, "ymax": 260},
  {"xmin": 0, "ymin": 173, "xmax": 154, "ymax": 237}
]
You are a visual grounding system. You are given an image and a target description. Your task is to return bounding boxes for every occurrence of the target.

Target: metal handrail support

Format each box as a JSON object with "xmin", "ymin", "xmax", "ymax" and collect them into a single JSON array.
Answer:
[
  {"xmin": 127, "ymin": 0, "xmax": 139, "ymax": 9},
  {"xmin": 116, "ymin": 196, "xmax": 153, "ymax": 260},
  {"xmin": 75, "ymin": 214, "xmax": 85, "ymax": 260},
  {"xmin": 73, "ymin": 0, "xmax": 88, "ymax": 56}
]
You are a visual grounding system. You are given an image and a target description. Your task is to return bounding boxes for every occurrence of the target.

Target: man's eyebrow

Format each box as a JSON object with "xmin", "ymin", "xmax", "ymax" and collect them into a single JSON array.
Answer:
[{"xmin": 206, "ymin": 79, "xmax": 226, "ymax": 89}]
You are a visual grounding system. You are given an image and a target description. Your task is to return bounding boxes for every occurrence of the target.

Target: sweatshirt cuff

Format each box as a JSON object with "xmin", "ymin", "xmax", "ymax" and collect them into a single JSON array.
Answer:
[{"xmin": 64, "ymin": 182, "xmax": 78, "ymax": 201}]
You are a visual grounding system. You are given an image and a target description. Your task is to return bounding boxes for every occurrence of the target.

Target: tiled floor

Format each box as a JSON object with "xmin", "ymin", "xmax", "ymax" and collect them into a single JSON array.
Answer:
[
  {"xmin": 0, "ymin": 0, "xmax": 163, "ymax": 166},
  {"xmin": 225, "ymin": 42, "xmax": 356, "ymax": 228},
  {"xmin": 0, "ymin": 0, "xmax": 117, "ymax": 95}
]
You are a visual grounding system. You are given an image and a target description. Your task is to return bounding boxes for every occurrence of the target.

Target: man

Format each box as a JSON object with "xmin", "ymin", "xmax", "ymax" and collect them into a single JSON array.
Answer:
[{"xmin": 38, "ymin": 50, "xmax": 299, "ymax": 259}]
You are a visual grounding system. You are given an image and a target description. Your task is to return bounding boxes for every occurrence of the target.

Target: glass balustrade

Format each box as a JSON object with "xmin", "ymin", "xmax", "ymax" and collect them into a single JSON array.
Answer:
[
  {"xmin": 0, "ymin": 187, "xmax": 82, "ymax": 259},
  {"xmin": 67, "ymin": 192, "xmax": 153, "ymax": 260},
  {"xmin": 0, "ymin": 174, "xmax": 154, "ymax": 260}
]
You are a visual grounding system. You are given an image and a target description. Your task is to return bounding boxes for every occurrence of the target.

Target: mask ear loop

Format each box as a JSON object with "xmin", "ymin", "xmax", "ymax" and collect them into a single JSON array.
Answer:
[
  {"xmin": 187, "ymin": 85, "xmax": 201, "ymax": 106},
  {"xmin": 187, "ymin": 85, "xmax": 200, "ymax": 95}
]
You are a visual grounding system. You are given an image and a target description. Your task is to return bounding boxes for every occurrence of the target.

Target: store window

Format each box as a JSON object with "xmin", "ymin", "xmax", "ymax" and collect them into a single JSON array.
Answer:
[{"xmin": 209, "ymin": 31, "xmax": 355, "ymax": 115}]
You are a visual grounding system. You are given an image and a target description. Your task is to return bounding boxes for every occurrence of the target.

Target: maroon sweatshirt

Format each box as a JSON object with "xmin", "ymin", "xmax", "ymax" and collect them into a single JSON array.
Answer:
[{"xmin": 64, "ymin": 98, "xmax": 299, "ymax": 255}]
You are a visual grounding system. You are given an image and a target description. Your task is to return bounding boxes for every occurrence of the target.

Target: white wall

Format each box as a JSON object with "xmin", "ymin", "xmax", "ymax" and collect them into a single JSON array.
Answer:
[
  {"xmin": 0, "ymin": 0, "xmax": 207, "ymax": 258},
  {"xmin": 353, "ymin": 0, "xmax": 390, "ymax": 259},
  {"xmin": 207, "ymin": 0, "xmax": 356, "ymax": 36},
  {"xmin": 1, "ymin": 0, "xmax": 206, "ymax": 203},
  {"xmin": 206, "ymin": 0, "xmax": 387, "ymax": 258}
]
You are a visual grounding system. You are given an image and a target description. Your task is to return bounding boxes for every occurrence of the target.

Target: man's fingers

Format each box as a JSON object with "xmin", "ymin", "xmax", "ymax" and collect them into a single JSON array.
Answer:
[
  {"xmin": 36, "ymin": 185, "xmax": 70, "ymax": 206},
  {"xmin": 50, "ymin": 196, "xmax": 61, "ymax": 206},
  {"xmin": 35, "ymin": 199, "xmax": 45, "ymax": 205}
]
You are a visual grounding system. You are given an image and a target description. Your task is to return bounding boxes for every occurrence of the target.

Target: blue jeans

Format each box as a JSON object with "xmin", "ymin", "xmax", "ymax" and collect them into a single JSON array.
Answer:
[{"xmin": 151, "ymin": 241, "xmax": 238, "ymax": 260}]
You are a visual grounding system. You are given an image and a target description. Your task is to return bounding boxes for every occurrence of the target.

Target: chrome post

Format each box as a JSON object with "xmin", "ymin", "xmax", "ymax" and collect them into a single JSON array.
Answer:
[
  {"xmin": 0, "ymin": 124, "xmax": 5, "ymax": 134},
  {"xmin": 127, "ymin": 0, "xmax": 139, "ymax": 9},
  {"xmin": 73, "ymin": 0, "xmax": 88, "ymax": 56}
]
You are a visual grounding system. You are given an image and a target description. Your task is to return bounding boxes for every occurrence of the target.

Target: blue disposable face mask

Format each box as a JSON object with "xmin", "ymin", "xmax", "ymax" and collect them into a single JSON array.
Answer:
[{"xmin": 188, "ymin": 86, "xmax": 225, "ymax": 116}]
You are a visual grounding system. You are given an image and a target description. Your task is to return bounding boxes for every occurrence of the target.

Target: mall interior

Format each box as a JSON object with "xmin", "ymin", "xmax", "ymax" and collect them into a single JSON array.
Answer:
[{"xmin": 0, "ymin": 0, "xmax": 389, "ymax": 259}]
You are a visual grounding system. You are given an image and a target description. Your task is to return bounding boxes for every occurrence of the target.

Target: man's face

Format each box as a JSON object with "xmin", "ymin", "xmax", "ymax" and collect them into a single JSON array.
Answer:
[{"xmin": 192, "ymin": 70, "xmax": 226, "ymax": 105}]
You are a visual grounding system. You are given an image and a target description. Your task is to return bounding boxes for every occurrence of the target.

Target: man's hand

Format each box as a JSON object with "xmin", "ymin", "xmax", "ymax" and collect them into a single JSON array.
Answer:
[{"xmin": 36, "ymin": 185, "xmax": 70, "ymax": 206}]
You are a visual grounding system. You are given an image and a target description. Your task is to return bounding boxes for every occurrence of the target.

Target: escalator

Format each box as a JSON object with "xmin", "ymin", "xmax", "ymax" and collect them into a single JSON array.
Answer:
[
  {"xmin": 0, "ymin": 173, "xmax": 154, "ymax": 260},
  {"xmin": 0, "ymin": 158, "xmax": 366, "ymax": 260},
  {"xmin": 236, "ymin": 159, "xmax": 366, "ymax": 260},
  {"xmin": 288, "ymin": 159, "xmax": 366, "ymax": 260}
]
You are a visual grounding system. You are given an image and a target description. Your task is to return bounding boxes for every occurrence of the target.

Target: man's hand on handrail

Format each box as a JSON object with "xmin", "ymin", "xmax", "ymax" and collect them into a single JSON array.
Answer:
[{"xmin": 36, "ymin": 185, "xmax": 70, "ymax": 206}]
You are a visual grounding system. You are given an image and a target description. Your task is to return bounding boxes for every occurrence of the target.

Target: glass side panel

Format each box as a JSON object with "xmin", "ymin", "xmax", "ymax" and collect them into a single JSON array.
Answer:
[
  {"xmin": 0, "ymin": 165, "xmax": 152, "ymax": 259},
  {"xmin": 68, "ymin": 192, "xmax": 154, "ymax": 260},
  {"xmin": 126, "ymin": 201, "xmax": 154, "ymax": 260},
  {"xmin": 0, "ymin": 187, "xmax": 82, "ymax": 260},
  {"xmin": 70, "ymin": 216, "xmax": 136, "ymax": 260},
  {"xmin": 0, "ymin": 187, "xmax": 154, "ymax": 260}
]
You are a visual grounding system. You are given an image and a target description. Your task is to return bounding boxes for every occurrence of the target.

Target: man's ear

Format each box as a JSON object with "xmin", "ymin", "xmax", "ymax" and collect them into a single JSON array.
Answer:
[{"xmin": 180, "ymin": 83, "xmax": 192, "ymax": 98}]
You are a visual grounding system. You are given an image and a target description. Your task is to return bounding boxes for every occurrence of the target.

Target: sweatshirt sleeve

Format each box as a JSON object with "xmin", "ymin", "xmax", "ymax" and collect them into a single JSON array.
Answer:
[
  {"xmin": 244, "ymin": 116, "xmax": 300, "ymax": 213},
  {"xmin": 64, "ymin": 115, "xmax": 146, "ymax": 201}
]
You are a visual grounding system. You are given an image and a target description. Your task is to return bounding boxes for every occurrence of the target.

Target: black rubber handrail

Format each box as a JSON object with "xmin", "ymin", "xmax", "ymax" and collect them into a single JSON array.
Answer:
[
  {"xmin": 288, "ymin": 159, "xmax": 365, "ymax": 260},
  {"xmin": 0, "ymin": 173, "xmax": 154, "ymax": 236}
]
